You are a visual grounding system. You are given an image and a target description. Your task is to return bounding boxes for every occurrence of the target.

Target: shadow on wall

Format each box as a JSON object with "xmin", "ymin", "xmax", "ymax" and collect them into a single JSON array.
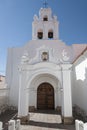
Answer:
[
  {"xmin": 73, "ymin": 68, "xmax": 87, "ymax": 122},
  {"xmin": 72, "ymin": 61, "xmax": 87, "ymax": 119},
  {"xmin": 75, "ymin": 59, "xmax": 87, "ymax": 82},
  {"xmin": 73, "ymin": 105, "xmax": 87, "ymax": 122}
]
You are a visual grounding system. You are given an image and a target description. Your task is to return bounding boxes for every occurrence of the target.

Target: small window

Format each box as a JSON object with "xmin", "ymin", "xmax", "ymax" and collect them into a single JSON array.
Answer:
[
  {"xmin": 42, "ymin": 52, "xmax": 49, "ymax": 61},
  {"xmin": 43, "ymin": 15, "xmax": 48, "ymax": 21},
  {"xmin": 48, "ymin": 32, "xmax": 53, "ymax": 39},
  {"xmin": 43, "ymin": 17, "xmax": 48, "ymax": 21},
  {"xmin": 38, "ymin": 32, "xmax": 43, "ymax": 39}
]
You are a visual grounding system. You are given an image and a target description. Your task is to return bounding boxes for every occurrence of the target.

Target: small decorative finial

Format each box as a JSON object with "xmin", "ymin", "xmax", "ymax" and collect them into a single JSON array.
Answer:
[{"xmin": 43, "ymin": 0, "xmax": 48, "ymax": 8}]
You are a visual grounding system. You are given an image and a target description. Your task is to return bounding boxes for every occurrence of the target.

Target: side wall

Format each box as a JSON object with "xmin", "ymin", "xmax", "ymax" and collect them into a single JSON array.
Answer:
[
  {"xmin": 72, "ymin": 51, "xmax": 87, "ymax": 114},
  {"xmin": 6, "ymin": 47, "xmax": 24, "ymax": 107},
  {"xmin": 5, "ymin": 40, "xmax": 70, "ymax": 107}
]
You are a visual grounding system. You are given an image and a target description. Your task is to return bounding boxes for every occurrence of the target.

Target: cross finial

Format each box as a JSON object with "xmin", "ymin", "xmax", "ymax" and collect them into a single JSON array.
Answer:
[{"xmin": 43, "ymin": 0, "xmax": 48, "ymax": 8}]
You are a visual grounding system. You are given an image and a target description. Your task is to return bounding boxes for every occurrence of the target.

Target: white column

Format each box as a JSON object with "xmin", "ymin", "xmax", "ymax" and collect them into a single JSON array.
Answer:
[
  {"xmin": 8, "ymin": 120, "xmax": 15, "ymax": 130},
  {"xmin": 79, "ymin": 121, "xmax": 84, "ymax": 130},
  {"xmin": 15, "ymin": 119, "xmax": 21, "ymax": 130},
  {"xmin": 75, "ymin": 120, "xmax": 80, "ymax": 130},
  {"xmin": 61, "ymin": 64, "xmax": 73, "ymax": 121},
  {"xmin": 84, "ymin": 123, "xmax": 87, "ymax": 130},
  {"xmin": 0, "ymin": 122, "xmax": 3, "ymax": 130},
  {"xmin": 18, "ymin": 70, "xmax": 29, "ymax": 117}
]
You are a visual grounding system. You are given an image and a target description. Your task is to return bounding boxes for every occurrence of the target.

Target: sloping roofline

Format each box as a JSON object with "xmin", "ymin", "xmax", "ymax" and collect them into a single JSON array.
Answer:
[{"xmin": 73, "ymin": 46, "xmax": 87, "ymax": 64}]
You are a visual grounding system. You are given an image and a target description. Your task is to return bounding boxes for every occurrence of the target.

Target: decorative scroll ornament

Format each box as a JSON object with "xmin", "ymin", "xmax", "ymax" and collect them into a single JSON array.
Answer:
[
  {"xmin": 33, "ymin": 15, "xmax": 38, "ymax": 21},
  {"xmin": 28, "ymin": 45, "xmax": 60, "ymax": 64},
  {"xmin": 62, "ymin": 49, "xmax": 70, "ymax": 62},
  {"xmin": 21, "ymin": 51, "xmax": 29, "ymax": 64}
]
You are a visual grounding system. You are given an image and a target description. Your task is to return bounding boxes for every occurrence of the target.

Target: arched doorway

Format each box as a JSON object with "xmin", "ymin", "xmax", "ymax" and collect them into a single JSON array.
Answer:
[{"xmin": 37, "ymin": 82, "xmax": 54, "ymax": 110}]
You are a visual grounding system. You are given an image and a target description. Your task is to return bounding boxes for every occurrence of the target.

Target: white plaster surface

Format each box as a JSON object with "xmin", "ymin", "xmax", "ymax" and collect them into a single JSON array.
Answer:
[{"xmin": 72, "ymin": 50, "xmax": 87, "ymax": 114}]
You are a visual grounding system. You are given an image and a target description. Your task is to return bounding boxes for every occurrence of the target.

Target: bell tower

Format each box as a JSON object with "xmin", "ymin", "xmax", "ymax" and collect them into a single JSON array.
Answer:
[{"xmin": 32, "ymin": 7, "xmax": 59, "ymax": 40}]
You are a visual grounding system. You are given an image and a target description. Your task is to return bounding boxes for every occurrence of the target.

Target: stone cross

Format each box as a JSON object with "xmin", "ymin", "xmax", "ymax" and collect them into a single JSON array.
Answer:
[{"xmin": 43, "ymin": 0, "xmax": 48, "ymax": 8}]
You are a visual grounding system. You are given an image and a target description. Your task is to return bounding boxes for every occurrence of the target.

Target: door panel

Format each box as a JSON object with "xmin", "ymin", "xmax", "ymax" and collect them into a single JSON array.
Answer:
[{"xmin": 37, "ymin": 83, "xmax": 54, "ymax": 109}]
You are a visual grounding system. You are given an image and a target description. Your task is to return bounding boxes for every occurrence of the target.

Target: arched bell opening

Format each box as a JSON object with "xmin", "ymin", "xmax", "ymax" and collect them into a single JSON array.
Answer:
[
  {"xmin": 37, "ymin": 32, "xmax": 43, "ymax": 39},
  {"xmin": 48, "ymin": 30, "xmax": 53, "ymax": 39},
  {"xmin": 37, "ymin": 29, "xmax": 43, "ymax": 39},
  {"xmin": 43, "ymin": 15, "xmax": 48, "ymax": 21}
]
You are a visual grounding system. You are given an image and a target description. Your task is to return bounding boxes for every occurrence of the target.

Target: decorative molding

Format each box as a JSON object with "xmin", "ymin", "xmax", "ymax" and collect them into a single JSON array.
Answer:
[
  {"xmin": 61, "ymin": 64, "xmax": 72, "ymax": 70},
  {"xmin": 28, "ymin": 45, "xmax": 60, "ymax": 64},
  {"xmin": 61, "ymin": 49, "xmax": 70, "ymax": 63},
  {"xmin": 20, "ymin": 47, "xmax": 72, "ymax": 66},
  {"xmin": 21, "ymin": 51, "xmax": 29, "ymax": 64}
]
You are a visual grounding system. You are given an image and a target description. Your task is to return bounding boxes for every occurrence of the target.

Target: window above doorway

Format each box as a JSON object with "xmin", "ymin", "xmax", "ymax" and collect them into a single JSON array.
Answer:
[{"xmin": 41, "ymin": 52, "xmax": 49, "ymax": 61}]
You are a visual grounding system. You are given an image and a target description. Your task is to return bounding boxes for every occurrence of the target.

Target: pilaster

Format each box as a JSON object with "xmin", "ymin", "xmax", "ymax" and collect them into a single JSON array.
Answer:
[
  {"xmin": 61, "ymin": 64, "xmax": 73, "ymax": 124},
  {"xmin": 18, "ymin": 69, "xmax": 29, "ymax": 123}
]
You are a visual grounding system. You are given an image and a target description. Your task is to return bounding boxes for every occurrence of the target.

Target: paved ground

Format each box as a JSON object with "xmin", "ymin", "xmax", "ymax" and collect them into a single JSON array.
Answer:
[
  {"xmin": 0, "ymin": 110, "xmax": 75, "ymax": 130},
  {"xmin": 0, "ymin": 109, "xmax": 17, "ymax": 130},
  {"xmin": 21, "ymin": 110, "xmax": 75, "ymax": 130}
]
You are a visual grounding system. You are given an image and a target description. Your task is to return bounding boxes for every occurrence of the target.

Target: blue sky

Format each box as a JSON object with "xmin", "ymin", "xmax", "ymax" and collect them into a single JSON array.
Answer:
[{"xmin": 0, "ymin": 0, "xmax": 87, "ymax": 75}]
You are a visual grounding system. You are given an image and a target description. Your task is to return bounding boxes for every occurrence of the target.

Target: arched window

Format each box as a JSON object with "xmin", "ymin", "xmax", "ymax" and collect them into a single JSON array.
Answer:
[
  {"xmin": 43, "ymin": 16, "xmax": 48, "ymax": 21},
  {"xmin": 48, "ymin": 30, "xmax": 53, "ymax": 39},
  {"xmin": 38, "ymin": 32, "xmax": 43, "ymax": 39},
  {"xmin": 37, "ymin": 29, "xmax": 43, "ymax": 39}
]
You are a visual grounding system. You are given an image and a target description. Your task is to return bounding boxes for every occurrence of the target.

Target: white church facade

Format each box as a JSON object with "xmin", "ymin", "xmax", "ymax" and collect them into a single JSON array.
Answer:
[{"xmin": 6, "ymin": 7, "xmax": 87, "ymax": 123}]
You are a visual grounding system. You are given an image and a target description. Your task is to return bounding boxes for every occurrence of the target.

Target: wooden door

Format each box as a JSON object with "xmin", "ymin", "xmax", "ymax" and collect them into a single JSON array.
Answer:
[{"xmin": 37, "ymin": 83, "xmax": 54, "ymax": 110}]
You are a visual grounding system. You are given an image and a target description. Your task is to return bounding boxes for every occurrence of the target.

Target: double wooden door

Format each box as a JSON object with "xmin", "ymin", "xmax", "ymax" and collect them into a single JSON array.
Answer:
[{"xmin": 37, "ymin": 83, "xmax": 54, "ymax": 110}]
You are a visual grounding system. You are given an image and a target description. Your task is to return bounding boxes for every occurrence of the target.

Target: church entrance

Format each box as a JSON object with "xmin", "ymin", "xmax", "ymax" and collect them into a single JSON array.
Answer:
[{"xmin": 37, "ymin": 82, "xmax": 54, "ymax": 110}]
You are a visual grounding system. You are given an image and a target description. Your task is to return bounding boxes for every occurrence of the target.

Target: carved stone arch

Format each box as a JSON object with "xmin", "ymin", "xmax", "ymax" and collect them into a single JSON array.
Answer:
[
  {"xmin": 48, "ymin": 29, "xmax": 53, "ymax": 39},
  {"xmin": 37, "ymin": 29, "xmax": 43, "ymax": 39},
  {"xmin": 27, "ymin": 72, "xmax": 61, "ymax": 109}
]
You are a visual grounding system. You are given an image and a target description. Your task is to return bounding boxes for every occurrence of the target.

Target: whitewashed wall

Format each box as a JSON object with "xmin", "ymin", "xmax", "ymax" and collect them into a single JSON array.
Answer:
[
  {"xmin": 6, "ymin": 39, "xmax": 86, "ymax": 107},
  {"xmin": 5, "ymin": 40, "xmax": 72, "ymax": 107},
  {"xmin": 72, "ymin": 50, "xmax": 87, "ymax": 114},
  {"xmin": 0, "ymin": 88, "xmax": 9, "ymax": 114}
]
